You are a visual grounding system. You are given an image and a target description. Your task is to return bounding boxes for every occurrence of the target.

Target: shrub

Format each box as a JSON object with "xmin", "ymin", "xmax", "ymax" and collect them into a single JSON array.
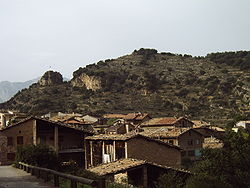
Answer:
[{"xmin": 16, "ymin": 144, "xmax": 59, "ymax": 169}]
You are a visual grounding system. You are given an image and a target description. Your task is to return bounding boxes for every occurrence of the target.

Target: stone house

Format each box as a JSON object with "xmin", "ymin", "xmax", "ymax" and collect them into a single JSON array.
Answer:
[
  {"xmin": 0, "ymin": 117, "xmax": 93, "ymax": 166},
  {"xmin": 193, "ymin": 126, "xmax": 225, "ymax": 138},
  {"xmin": 105, "ymin": 122, "xmax": 136, "ymax": 135},
  {"xmin": 89, "ymin": 158, "xmax": 190, "ymax": 188},
  {"xmin": 85, "ymin": 133, "xmax": 181, "ymax": 169},
  {"xmin": 141, "ymin": 117, "xmax": 194, "ymax": 131},
  {"xmin": 103, "ymin": 113, "xmax": 151, "ymax": 125},
  {"xmin": 123, "ymin": 113, "xmax": 151, "ymax": 125},
  {"xmin": 142, "ymin": 128, "xmax": 204, "ymax": 160}
]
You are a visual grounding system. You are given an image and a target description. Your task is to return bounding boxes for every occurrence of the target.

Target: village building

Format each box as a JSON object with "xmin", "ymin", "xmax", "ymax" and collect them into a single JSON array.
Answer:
[
  {"xmin": 0, "ymin": 117, "xmax": 93, "ymax": 166},
  {"xmin": 141, "ymin": 117, "xmax": 194, "ymax": 131},
  {"xmin": 193, "ymin": 126, "xmax": 225, "ymax": 138},
  {"xmin": 103, "ymin": 114, "xmax": 126, "ymax": 120},
  {"xmin": 88, "ymin": 158, "xmax": 190, "ymax": 188},
  {"xmin": 0, "ymin": 111, "xmax": 27, "ymax": 129},
  {"xmin": 103, "ymin": 112, "xmax": 151, "ymax": 125},
  {"xmin": 85, "ymin": 133, "xmax": 181, "ymax": 169},
  {"xmin": 123, "ymin": 113, "xmax": 151, "ymax": 125},
  {"xmin": 232, "ymin": 120, "xmax": 250, "ymax": 132},
  {"xmin": 192, "ymin": 120, "xmax": 210, "ymax": 127},
  {"xmin": 141, "ymin": 128, "xmax": 204, "ymax": 160},
  {"xmin": 105, "ymin": 121, "xmax": 137, "ymax": 135}
]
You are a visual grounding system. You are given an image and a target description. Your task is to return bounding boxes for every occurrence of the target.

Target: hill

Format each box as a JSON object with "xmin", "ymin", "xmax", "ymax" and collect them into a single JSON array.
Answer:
[{"xmin": 1, "ymin": 49, "xmax": 249, "ymax": 125}]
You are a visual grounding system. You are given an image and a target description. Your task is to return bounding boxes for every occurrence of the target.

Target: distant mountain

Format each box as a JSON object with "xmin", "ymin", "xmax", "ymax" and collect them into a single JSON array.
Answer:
[
  {"xmin": 0, "ymin": 49, "xmax": 249, "ymax": 126},
  {"xmin": 0, "ymin": 78, "xmax": 40, "ymax": 103}
]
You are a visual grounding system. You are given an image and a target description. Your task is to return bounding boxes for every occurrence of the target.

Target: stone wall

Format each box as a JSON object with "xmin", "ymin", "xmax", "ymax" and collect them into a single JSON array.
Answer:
[
  {"xmin": 0, "ymin": 133, "xmax": 7, "ymax": 165},
  {"xmin": 127, "ymin": 137, "xmax": 181, "ymax": 168}
]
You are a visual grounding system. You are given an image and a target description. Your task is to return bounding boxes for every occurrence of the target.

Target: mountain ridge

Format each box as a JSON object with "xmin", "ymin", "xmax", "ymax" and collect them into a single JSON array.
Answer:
[{"xmin": 1, "ymin": 48, "xmax": 249, "ymax": 126}]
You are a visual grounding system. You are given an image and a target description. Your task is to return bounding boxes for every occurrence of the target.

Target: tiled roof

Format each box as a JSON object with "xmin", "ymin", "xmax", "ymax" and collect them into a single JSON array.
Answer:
[
  {"xmin": 192, "ymin": 120, "xmax": 210, "ymax": 127},
  {"xmin": 88, "ymin": 158, "xmax": 191, "ymax": 176},
  {"xmin": 123, "ymin": 113, "xmax": 149, "ymax": 120},
  {"xmin": 141, "ymin": 117, "xmax": 193, "ymax": 127},
  {"xmin": 103, "ymin": 114, "xmax": 126, "ymax": 119},
  {"xmin": 89, "ymin": 158, "xmax": 146, "ymax": 176},
  {"xmin": 141, "ymin": 128, "xmax": 194, "ymax": 138},
  {"xmin": 1, "ymin": 116, "xmax": 94, "ymax": 134},
  {"xmin": 193, "ymin": 125, "xmax": 225, "ymax": 132},
  {"xmin": 141, "ymin": 117, "xmax": 177, "ymax": 126},
  {"xmin": 85, "ymin": 132, "xmax": 137, "ymax": 141}
]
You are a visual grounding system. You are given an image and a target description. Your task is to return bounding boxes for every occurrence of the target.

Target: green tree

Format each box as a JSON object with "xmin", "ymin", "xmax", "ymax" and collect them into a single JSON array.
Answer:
[{"xmin": 190, "ymin": 130, "xmax": 250, "ymax": 188}]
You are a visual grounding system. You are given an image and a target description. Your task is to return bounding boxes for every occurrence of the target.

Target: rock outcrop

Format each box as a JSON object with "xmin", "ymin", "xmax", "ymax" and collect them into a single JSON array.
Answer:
[
  {"xmin": 71, "ymin": 73, "xmax": 101, "ymax": 91},
  {"xmin": 38, "ymin": 71, "xmax": 63, "ymax": 86}
]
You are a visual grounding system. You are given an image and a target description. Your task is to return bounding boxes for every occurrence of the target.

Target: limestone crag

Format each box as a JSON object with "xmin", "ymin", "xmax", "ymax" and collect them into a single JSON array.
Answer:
[
  {"xmin": 71, "ymin": 73, "xmax": 101, "ymax": 91},
  {"xmin": 38, "ymin": 71, "xmax": 63, "ymax": 86}
]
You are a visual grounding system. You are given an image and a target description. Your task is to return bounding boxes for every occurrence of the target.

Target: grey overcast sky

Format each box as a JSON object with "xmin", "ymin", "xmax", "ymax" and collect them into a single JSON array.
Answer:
[{"xmin": 0, "ymin": 0, "xmax": 250, "ymax": 82}]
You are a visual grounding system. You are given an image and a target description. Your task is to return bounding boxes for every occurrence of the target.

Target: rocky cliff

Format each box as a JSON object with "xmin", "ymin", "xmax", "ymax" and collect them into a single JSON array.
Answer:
[
  {"xmin": 71, "ymin": 73, "xmax": 101, "ymax": 91},
  {"xmin": 38, "ymin": 71, "xmax": 63, "ymax": 86}
]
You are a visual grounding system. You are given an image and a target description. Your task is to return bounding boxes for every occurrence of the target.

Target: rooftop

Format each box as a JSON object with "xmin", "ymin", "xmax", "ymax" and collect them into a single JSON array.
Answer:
[
  {"xmin": 89, "ymin": 158, "xmax": 146, "ymax": 176},
  {"xmin": 141, "ymin": 128, "xmax": 199, "ymax": 138},
  {"xmin": 0, "ymin": 116, "xmax": 94, "ymax": 134},
  {"xmin": 141, "ymin": 117, "xmax": 192, "ymax": 127},
  {"xmin": 88, "ymin": 158, "xmax": 190, "ymax": 176}
]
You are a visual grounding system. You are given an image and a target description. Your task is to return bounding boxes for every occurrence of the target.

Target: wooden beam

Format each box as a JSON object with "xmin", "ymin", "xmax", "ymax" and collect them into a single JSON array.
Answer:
[
  {"xmin": 54, "ymin": 126, "xmax": 59, "ymax": 153},
  {"xmin": 33, "ymin": 119, "xmax": 37, "ymax": 145}
]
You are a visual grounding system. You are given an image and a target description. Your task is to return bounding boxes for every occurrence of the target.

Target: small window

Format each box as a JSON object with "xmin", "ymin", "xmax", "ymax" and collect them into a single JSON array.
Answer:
[
  {"xmin": 187, "ymin": 140, "xmax": 193, "ymax": 145},
  {"xmin": 188, "ymin": 150, "xmax": 195, "ymax": 156},
  {"xmin": 17, "ymin": 136, "xmax": 23, "ymax": 145},
  {"xmin": 7, "ymin": 153, "xmax": 16, "ymax": 161},
  {"xmin": 168, "ymin": 140, "xmax": 174, "ymax": 145},
  {"xmin": 7, "ymin": 137, "xmax": 13, "ymax": 146},
  {"xmin": 196, "ymin": 139, "xmax": 200, "ymax": 145}
]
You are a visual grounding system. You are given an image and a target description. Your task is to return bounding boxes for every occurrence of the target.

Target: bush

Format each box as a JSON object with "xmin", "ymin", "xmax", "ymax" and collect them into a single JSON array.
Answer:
[
  {"xmin": 185, "ymin": 174, "xmax": 231, "ymax": 188},
  {"xmin": 16, "ymin": 144, "xmax": 59, "ymax": 169},
  {"xmin": 157, "ymin": 171, "xmax": 186, "ymax": 188}
]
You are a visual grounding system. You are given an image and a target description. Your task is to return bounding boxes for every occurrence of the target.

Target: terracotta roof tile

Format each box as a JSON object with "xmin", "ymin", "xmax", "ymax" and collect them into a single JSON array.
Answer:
[
  {"xmin": 103, "ymin": 114, "xmax": 126, "ymax": 119},
  {"xmin": 89, "ymin": 158, "xmax": 146, "ymax": 176},
  {"xmin": 88, "ymin": 158, "xmax": 191, "ymax": 176}
]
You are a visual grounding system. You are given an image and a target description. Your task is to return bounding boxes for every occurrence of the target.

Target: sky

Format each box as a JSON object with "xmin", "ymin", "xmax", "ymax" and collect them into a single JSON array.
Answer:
[{"xmin": 0, "ymin": 0, "xmax": 250, "ymax": 82}]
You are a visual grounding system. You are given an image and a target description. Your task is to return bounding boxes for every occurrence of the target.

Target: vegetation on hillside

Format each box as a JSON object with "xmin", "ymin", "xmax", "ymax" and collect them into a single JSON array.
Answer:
[{"xmin": 0, "ymin": 48, "xmax": 249, "ymax": 125}]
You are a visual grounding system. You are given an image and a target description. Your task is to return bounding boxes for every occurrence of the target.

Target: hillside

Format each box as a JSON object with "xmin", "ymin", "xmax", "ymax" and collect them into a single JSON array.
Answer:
[{"xmin": 1, "ymin": 49, "xmax": 249, "ymax": 125}]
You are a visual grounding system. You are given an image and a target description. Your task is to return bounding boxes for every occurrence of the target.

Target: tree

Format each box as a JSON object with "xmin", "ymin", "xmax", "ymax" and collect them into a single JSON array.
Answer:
[{"xmin": 190, "ymin": 130, "xmax": 250, "ymax": 188}]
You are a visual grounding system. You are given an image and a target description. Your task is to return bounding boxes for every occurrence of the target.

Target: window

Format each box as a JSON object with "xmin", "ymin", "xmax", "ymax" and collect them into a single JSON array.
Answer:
[
  {"xmin": 188, "ymin": 150, "xmax": 195, "ymax": 156},
  {"xmin": 196, "ymin": 139, "xmax": 200, "ymax": 145},
  {"xmin": 7, "ymin": 137, "xmax": 13, "ymax": 146},
  {"xmin": 187, "ymin": 140, "xmax": 193, "ymax": 145},
  {"xmin": 168, "ymin": 140, "xmax": 174, "ymax": 145},
  {"xmin": 17, "ymin": 136, "xmax": 23, "ymax": 145},
  {"xmin": 7, "ymin": 153, "xmax": 16, "ymax": 161}
]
